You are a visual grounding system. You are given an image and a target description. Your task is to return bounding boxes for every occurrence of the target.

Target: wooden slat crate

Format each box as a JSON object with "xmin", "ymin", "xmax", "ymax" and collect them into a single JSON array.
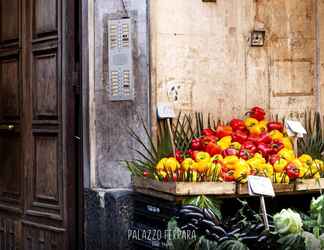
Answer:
[
  {"xmin": 295, "ymin": 178, "xmax": 324, "ymax": 191},
  {"xmin": 133, "ymin": 177, "xmax": 324, "ymax": 199},
  {"xmin": 133, "ymin": 176, "xmax": 236, "ymax": 198},
  {"xmin": 236, "ymin": 183, "xmax": 295, "ymax": 195}
]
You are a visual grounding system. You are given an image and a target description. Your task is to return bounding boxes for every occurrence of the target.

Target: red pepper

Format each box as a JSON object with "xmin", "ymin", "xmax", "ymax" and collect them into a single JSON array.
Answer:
[
  {"xmin": 143, "ymin": 171, "xmax": 150, "ymax": 177},
  {"xmin": 270, "ymin": 140, "xmax": 285, "ymax": 154},
  {"xmin": 202, "ymin": 128, "xmax": 215, "ymax": 136},
  {"xmin": 232, "ymin": 130, "xmax": 248, "ymax": 144},
  {"xmin": 191, "ymin": 151, "xmax": 200, "ymax": 161},
  {"xmin": 257, "ymin": 143, "xmax": 273, "ymax": 159},
  {"xmin": 242, "ymin": 141, "xmax": 257, "ymax": 153},
  {"xmin": 256, "ymin": 132, "xmax": 272, "ymax": 145},
  {"xmin": 267, "ymin": 122, "xmax": 284, "ymax": 133},
  {"xmin": 230, "ymin": 119, "xmax": 246, "ymax": 131},
  {"xmin": 238, "ymin": 148, "xmax": 253, "ymax": 160},
  {"xmin": 186, "ymin": 149, "xmax": 194, "ymax": 158},
  {"xmin": 247, "ymin": 134, "xmax": 260, "ymax": 144},
  {"xmin": 269, "ymin": 154, "xmax": 280, "ymax": 165},
  {"xmin": 205, "ymin": 142, "xmax": 222, "ymax": 156},
  {"xmin": 191, "ymin": 138, "xmax": 202, "ymax": 151},
  {"xmin": 249, "ymin": 106, "xmax": 266, "ymax": 121},
  {"xmin": 222, "ymin": 148, "xmax": 239, "ymax": 157},
  {"xmin": 175, "ymin": 149, "xmax": 184, "ymax": 163},
  {"xmin": 285, "ymin": 163, "xmax": 300, "ymax": 180},
  {"xmin": 200, "ymin": 135, "xmax": 217, "ymax": 150},
  {"xmin": 221, "ymin": 169, "xmax": 235, "ymax": 182},
  {"xmin": 215, "ymin": 126, "xmax": 232, "ymax": 139}
]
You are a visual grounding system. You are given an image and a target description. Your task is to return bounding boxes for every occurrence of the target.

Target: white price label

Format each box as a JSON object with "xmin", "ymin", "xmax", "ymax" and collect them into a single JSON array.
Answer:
[
  {"xmin": 157, "ymin": 103, "xmax": 176, "ymax": 119},
  {"xmin": 285, "ymin": 120, "xmax": 307, "ymax": 138},
  {"xmin": 248, "ymin": 176, "xmax": 275, "ymax": 197}
]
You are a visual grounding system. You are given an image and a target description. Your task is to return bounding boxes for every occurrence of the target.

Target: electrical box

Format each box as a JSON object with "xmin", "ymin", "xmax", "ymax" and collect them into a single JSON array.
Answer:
[{"xmin": 108, "ymin": 18, "xmax": 134, "ymax": 101}]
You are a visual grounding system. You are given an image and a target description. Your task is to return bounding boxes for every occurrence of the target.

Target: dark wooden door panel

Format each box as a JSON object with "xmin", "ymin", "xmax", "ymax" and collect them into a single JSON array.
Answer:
[
  {"xmin": 23, "ymin": 222, "xmax": 64, "ymax": 250},
  {"xmin": 0, "ymin": 54, "xmax": 20, "ymax": 119},
  {"xmin": 32, "ymin": 48, "xmax": 59, "ymax": 119},
  {"xmin": 0, "ymin": 0, "xmax": 77, "ymax": 249},
  {"xmin": 33, "ymin": 0, "xmax": 59, "ymax": 38},
  {"xmin": 25, "ymin": 132, "xmax": 63, "ymax": 221},
  {"xmin": 0, "ymin": 215, "xmax": 21, "ymax": 250},
  {"xmin": 0, "ymin": 0, "xmax": 19, "ymax": 43},
  {"xmin": 0, "ymin": 132, "xmax": 21, "ymax": 201}
]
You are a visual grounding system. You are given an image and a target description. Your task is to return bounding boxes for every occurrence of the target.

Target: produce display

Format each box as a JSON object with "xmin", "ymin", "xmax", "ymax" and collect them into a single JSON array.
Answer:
[
  {"xmin": 167, "ymin": 194, "xmax": 324, "ymax": 250},
  {"xmin": 151, "ymin": 107, "xmax": 324, "ymax": 184}
]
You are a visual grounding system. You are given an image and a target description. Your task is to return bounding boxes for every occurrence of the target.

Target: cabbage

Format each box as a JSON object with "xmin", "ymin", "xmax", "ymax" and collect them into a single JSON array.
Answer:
[{"xmin": 274, "ymin": 208, "xmax": 303, "ymax": 235}]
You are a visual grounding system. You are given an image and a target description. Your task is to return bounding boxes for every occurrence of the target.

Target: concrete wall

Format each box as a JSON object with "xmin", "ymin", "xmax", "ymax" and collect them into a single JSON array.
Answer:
[
  {"xmin": 90, "ymin": 0, "xmax": 150, "ymax": 189},
  {"xmin": 150, "ymin": 0, "xmax": 322, "ymax": 124}
]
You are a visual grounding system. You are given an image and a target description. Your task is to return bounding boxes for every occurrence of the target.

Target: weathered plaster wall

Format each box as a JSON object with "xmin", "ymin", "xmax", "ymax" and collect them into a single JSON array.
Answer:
[
  {"xmin": 150, "ymin": 0, "xmax": 321, "ymax": 123},
  {"xmin": 320, "ymin": 0, "xmax": 324, "ymax": 112},
  {"xmin": 92, "ymin": 0, "xmax": 150, "ymax": 188}
]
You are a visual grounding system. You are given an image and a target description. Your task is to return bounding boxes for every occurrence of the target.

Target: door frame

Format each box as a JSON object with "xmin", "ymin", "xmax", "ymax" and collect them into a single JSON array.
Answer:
[{"xmin": 79, "ymin": 0, "xmax": 90, "ymax": 248}]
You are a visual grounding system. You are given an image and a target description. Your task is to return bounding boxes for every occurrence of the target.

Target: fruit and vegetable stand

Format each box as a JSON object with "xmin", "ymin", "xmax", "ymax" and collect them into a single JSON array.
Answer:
[
  {"xmin": 133, "ymin": 176, "xmax": 324, "ymax": 200},
  {"xmin": 126, "ymin": 107, "xmax": 324, "ymax": 250}
]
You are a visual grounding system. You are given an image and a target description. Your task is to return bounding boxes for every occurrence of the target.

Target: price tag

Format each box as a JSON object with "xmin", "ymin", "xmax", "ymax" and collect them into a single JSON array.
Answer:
[
  {"xmin": 157, "ymin": 103, "xmax": 176, "ymax": 119},
  {"xmin": 248, "ymin": 176, "xmax": 275, "ymax": 197},
  {"xmin": 285, "ymin": 120, "xmax": 307, "ymax": 138}
]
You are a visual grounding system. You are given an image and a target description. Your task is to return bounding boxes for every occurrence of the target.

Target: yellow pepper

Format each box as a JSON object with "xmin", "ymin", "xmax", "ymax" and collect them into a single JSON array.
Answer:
[
  {"xmin": 192, "ymin": 170, "xmax": 198, "ymax": 182},
  {"xmin": 273, "ymin": 158, "xmax": 288, "ymax": 172},
  {"xmin": 181, "ymin": 158, "xmax": 195, "ymax": 171},
  {"xmin": 273, "ymin": 172, "xmax": 289, "ymax": 183},
  {"xmin": 259, "ymin": 120, "xmax": 268, "ymax": 132},
  {"xmin": 158, "ymin": 170, "xmax": 168, "ymax": 179},
  {"xmin": 278, "ymin": 148, "xmax": 295, "ymax": 162},
  {"xmin": 156, "ymin": 158, "xmax": 168, "ymax": 171},
  {"xmin": 223, "ymin": 155, "xmax": 239, "ymax": 170},
  {"xmin": 310, "ymin": 162, "xmax": 320, "ymax": 175},
  {"xmin": 246, "ymin": 154, "xmax": 266, "ymax": 171},
  {"xmin": 299, "ymin": 165, "xmax": 308, "ymax": 178},
  {"xmin": 230, "ymin": 142, "xmax": 241, "ymax": 151},
  {"xmin": 280, "ymin": 137, "xmax": 293, "ymax": 150},
  {"xmin": 249, "ymin": 125, "xmax": 262, "ymax": 135},
  {"xmin": 233, "ymin": 159, "xmax": 251, "ymax": 181},
  {"xmin": 262, "ymin": 163, "xmax": 274, "ymax": 177},
  {"xmin": 269, "ymin": 130, "xmax": 284, "ymax": 140},
  {"xmin": 314, "ymin": 172, "xmax": 321, "ymax": 180},
  {"xmin": 196, "ymin": 160, "xmax": 211, "ymax": 173},
  {"xmin": 244, "ymin": 117, "xmax": 259, "ymax": 128},
  {"xmin": 211, "ymin": 154, "xmax": 223, "ymax": 163},
  {"xmin": 292, "ymin": 159, "xmax": 303, "ymax": 170},
  {"xmin": 314, "ymin": 159, "xmax": 324, "ymax": 173},
  {"xmin": 217, "ymin": 136, "xmax": 232, "ymax": 150},
  {"xmin": 165, "ymin": 157, "xmax": 180, "ymax": 173},
  {"xmin": 299, "ymin": 154, "xmax": 313, "ymax": 166}
]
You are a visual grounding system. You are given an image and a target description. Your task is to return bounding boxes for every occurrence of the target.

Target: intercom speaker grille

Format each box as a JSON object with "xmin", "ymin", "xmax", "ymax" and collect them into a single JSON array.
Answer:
[{"xmin": 108, "ymin": 18, "xmax": 134, "ymax": 101}]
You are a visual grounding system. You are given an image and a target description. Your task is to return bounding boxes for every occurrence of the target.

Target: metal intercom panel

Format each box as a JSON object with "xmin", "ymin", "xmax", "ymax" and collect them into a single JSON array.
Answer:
[{"xmin": 108, "ymin": 18, "xmax": 134, "ymax": 101}]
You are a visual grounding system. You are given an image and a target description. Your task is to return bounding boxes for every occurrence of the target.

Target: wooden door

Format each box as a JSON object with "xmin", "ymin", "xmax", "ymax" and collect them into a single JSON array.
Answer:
[{"xmin": 0, "ymin": 0, "xmax": 78, "ymax": 249}]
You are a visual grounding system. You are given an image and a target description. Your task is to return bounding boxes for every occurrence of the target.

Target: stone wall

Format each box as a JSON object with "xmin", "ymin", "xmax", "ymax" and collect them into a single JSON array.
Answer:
[
  {"xmin": 150, "ymin": 0, "xmax": 323, "ymax": 124},
  {"xmin": 90, "ymin": 0, "xmax": 150, "ymax": 189}
]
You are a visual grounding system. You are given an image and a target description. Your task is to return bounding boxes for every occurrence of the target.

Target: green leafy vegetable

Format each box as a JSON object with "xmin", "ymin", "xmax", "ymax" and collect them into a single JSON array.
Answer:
[{"xmin": 274, "ymin": 209, "xmax": 303, "ymax": 235}]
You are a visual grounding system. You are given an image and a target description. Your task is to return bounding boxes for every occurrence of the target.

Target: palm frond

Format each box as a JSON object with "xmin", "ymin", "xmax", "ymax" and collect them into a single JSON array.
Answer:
[{"xmin": 298, "ymin": 111, "xmax": 324, "ymax": 160}]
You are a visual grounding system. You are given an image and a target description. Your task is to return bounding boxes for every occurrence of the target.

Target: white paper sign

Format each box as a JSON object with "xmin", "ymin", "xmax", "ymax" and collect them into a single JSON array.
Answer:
[
  {"xmin": 157, "ymin": 103, "xmax": 176, "ymax": 119},
  {"xmin": 248, "ymin": 176, "xmax": 275, "ymax": 197},
  {"xmin": 285, "ymin": 120, "xmax": 307, "ymax": 138}
]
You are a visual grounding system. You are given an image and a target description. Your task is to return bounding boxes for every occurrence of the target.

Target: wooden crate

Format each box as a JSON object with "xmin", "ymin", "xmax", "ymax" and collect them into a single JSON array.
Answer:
[
  {"xmin": 295, "ymin": 178, "xmax": 324, "ymax": 191},
  {"xmin": 133, "ymin": 176, "xmax": 236, "ymax": 199},
  {"xmin": 236, "ymin": 183, "xmax": 295, "ymax": 195}
]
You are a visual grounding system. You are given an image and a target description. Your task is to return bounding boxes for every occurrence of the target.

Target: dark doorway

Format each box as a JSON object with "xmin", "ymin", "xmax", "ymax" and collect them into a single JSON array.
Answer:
[{"xmin": 0, "ymin": 0, "xmax": 81, "ymax": 249}]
